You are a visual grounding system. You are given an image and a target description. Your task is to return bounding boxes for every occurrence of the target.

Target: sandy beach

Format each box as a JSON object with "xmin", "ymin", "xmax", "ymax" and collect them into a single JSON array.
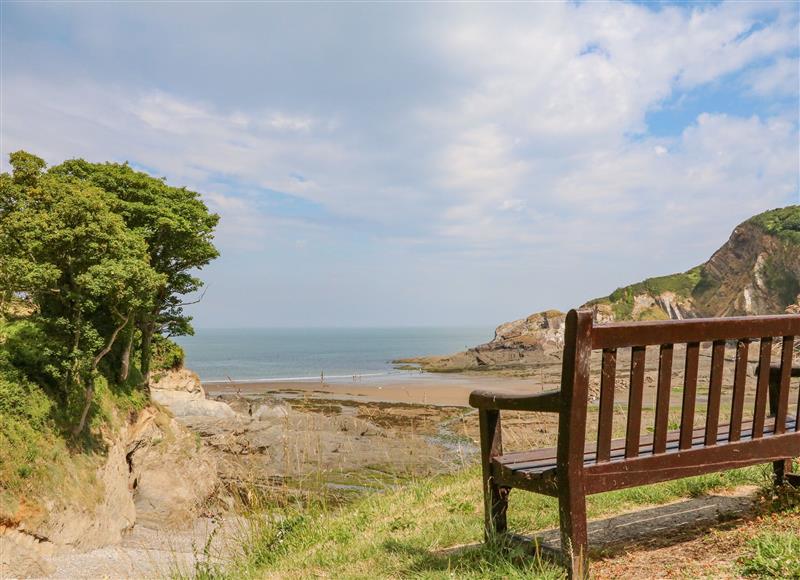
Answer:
[{"xmin": 204, "ymin": 372, "xmax": 556, "ymax": 407}]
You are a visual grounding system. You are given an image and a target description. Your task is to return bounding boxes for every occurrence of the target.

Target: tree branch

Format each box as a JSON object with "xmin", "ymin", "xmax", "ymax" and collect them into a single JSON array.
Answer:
[
  {"xmin": 92, "ymin": 310, "xmax": 131, "ymax": 370},
  {"xmin": 176, "ymin": 285, "xmax": 208, "ymax": 307}
]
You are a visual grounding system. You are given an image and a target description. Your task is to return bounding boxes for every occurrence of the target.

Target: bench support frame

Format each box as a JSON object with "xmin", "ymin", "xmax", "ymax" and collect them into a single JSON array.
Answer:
[{"xmin": 472, "ymin": 310, "xmax": 800, "ymax": 579}]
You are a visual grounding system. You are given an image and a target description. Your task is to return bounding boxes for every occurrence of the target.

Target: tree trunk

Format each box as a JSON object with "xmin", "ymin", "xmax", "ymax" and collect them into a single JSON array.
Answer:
[
  {"xmin": 140, "ymin": 318, "xmax": 155, "ymax": 390},
  {"xmin": 72, "ymin": 375, "xmax": 93, "ymax": 438},
  {"xmin": 92, "ymin": 312, "xmax": 130, "ymax": 370},
  {"xmin": 63, "ymin": 308, "xmax": 83, "ymax": 404},
  {"xmin": 118, "ymin": 318, "xmax": 135, "ymax": 383},
  {"xmin": 73, "ymin": 313, "xmax": 129, "ymax": 437}
]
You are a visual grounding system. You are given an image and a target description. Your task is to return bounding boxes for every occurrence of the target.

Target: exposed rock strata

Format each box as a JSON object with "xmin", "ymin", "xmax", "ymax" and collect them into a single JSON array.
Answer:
[
  {"xmin": 2, "ymin": 403, "xmax": 220, "ymax": 577},
  {"xmin": 408, "ymin": 207, "xmax": 800, "ymax": 373}
]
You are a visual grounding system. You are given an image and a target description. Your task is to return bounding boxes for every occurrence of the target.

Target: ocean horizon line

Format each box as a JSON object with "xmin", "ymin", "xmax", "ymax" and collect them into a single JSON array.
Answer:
[
  {"xmin": 189, "ymin": 324, "xmax": 495, "ymax": 331},
  {"xmin": 202, "ymin": 370, "xmax": 415, "ymax": 384}
]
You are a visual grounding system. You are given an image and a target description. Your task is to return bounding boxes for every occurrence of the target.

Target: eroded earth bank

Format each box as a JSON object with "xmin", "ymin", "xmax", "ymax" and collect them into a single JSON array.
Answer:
[{"xmin": 2, "ymin": 368, "xmax": 478, "ymax": 578}]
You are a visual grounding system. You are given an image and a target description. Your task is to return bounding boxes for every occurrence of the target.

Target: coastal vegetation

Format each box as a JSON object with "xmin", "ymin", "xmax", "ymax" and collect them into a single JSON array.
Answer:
[
  {"xmin": 193, "ymin": 465, "xmax": 797, "ymax": 578},
  {"xmin": 0, "ymin": 151, "xmax": 218, "ymax": 519}
]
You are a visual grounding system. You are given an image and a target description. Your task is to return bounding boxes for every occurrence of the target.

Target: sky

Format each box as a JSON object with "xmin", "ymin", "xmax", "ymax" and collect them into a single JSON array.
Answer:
[{"xmin": 2, "ymin": 1, "xmax": 799, "ymax": 328}]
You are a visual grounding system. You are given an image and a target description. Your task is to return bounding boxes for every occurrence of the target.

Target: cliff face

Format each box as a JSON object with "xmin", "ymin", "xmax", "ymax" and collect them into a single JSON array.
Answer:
[
  {"xmin": 692, "ymin": 220, "xmax": 800, "ymax": 317},
  {"xmin": 416, "ymin": 206, "xmax": 800, "ymax": 371},
  {"xmin": 0, "ymin": 405, "xmax": 219, "ymax": 577}
]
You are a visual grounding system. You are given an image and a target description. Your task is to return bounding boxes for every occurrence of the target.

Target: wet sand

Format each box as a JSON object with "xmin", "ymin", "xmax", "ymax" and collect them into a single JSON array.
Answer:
[{"xmin": 204, "ymin": 372, "xmax": 555, "ymax": 407}]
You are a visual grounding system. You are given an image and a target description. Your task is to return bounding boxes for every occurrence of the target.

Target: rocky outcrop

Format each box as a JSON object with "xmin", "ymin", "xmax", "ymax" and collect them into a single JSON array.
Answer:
[
  {"xmin": 127, "ymin": 413, "xmax": 218, "ymax": 529},
  {"xmin": 693, "ymin": 221, "xmax": 800, "ymax": 316},
  {"xmin": 0, "ymin": 526, "xmax": 56, "ymax": 578},
  {"xmin": 412, "ymin": 206, "xmax": 800, "ymax": 372},
  {"xmin": 151, "ymin": 368, "xmax": 235, "ymax": 419},
  {"xmin": 490, "ymin": 310, "xmax": 566, "ymax": 350},
  {"xmin": 3, "ymin": 403, "xmax": 220, "ymax": 577}
]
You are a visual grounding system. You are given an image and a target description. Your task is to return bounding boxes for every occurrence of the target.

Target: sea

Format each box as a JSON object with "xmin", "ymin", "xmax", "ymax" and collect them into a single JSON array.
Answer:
[{"xmin": 174, "ymin": 327, "xmax": 493, "ymax": 383}]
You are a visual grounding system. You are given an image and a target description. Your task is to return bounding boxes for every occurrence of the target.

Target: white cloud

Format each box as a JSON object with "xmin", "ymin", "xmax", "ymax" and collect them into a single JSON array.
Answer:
[
  {"xmin": 2, "ymin": 1, "xmax": 798, "ymax": 322},
  {"xmin": 745, "ymin": 56, "xmax": 800, "ymax": 97}
]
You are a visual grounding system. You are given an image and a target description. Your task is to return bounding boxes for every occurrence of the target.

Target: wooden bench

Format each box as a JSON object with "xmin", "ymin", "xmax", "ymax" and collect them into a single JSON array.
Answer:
[{"xmin": 470, "ymin": 310, "xmax": 800, "ymax": 578}]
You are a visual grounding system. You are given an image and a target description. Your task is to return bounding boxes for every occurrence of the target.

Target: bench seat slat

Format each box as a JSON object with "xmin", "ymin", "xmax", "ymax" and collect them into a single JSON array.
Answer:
[
  {"xmin": 585, "ymin": 429, "xmax": 800, "ymax": 494},
  {"xmin": 494, "ymin": 417, "xmax": 797, "ymax": 475}
]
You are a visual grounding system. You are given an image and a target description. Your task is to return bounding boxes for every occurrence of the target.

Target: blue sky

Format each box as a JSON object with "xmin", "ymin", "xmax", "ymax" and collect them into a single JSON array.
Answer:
[{"xmin": 2, "ymin": 1, "xmax": 799, "ymax": 328}]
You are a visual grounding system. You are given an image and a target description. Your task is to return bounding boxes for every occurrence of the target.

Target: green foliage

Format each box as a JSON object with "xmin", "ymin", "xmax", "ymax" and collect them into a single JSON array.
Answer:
[
  {"xmin": 0, "ymin": 150, "xmax": 218, "ymax": 437},
  {"xmin": 7, "ymin": 151, "xmax": 46, "ymax": 187},
  {"xmin": 749, "ymin": 205, "xmax": 800, "ymax": 245},
  {"xmin": 0, "ymin": 152, "xmax": 170, "ymax": 432},
  {"xmin": 0, "ymin": 351, "xmax": 53, "ymax": 490},
  {"xmin": 1, "ymin": 319, "xmax": 62, "ymax": 391},
  {"xmin": 152, "ymin": 334, "xmax": 185, "ymax": 371},
  {"xmin": 50, "ymin": 159, "xmax": 219, "ymax": 340},
  {"xmin": 0, "ymin": 361, "xmax": 51, "ymax": 429},
  {"xmin": 739, "ymin": 531, "xmax": 800, "ymax": 578},
  {"xmin": 600, "ymin": 267, "xmax": 703, "ymax": 320}
]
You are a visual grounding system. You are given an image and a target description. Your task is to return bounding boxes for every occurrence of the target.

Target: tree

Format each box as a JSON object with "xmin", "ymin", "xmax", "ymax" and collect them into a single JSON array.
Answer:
[
  {"xmin": 49, "ymin": 160, "xmax": 219, "ymax": 386},
  {"xmin": 0, "ymin": 152, "xmax": 164, "ymax": 434}
]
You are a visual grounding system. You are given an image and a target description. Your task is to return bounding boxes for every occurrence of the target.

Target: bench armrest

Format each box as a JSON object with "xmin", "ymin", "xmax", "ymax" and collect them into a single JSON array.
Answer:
[{"xmin": 469, "ymin": 389, "xmax": 561, "ymax": 413}]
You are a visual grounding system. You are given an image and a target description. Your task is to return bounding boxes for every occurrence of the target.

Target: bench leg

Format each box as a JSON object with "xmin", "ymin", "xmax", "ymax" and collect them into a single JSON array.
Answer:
[
  {"xmin": 775, "ymin": 458, "xmax": 800, "ymax": 487},
  {"xmin": 558, "ymin": 484, "xmax": 589, "ymax": 579},
  {"xmin": 773, "ymin": 459, "xmax": 793, "ymax": 486},
  {"xmin": 478, "ymin": 409, "xmax": 508, "ymax": 539}
]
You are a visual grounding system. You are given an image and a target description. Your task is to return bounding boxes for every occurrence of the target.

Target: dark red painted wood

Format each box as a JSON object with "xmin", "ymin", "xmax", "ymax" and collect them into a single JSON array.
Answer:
[
  {"xmin": 753, "ymin": 337, "xmax": 772, "ymax": 439},
  {"xmin": 470, "ymin": 389, "xmax": 561, "ymax": 412},
  {"xmin": 680, "ymin": 342, "xmax": 700, "ymax": 450},
  {"xmin": 625, "ymin": 346, "xmax": 646, "ymax": 459},
  {"xmin": 470, "ymin": 312, "xmax": 800, "ymax": 578},
  {"xmin": 654, "ymin": 344, "xmax": 674, "ymax": 454},
  {"xmin": 499, "ymin": 416, "xmax": 795, "ymax": 474},
  {"xmin": 585, "ymin": 430, "xmax": 800, "ymax": 494},
  {"xmin": 596, "ymin": 348, "xmax": 617, "ymax": 463},
  {"xmin": 704, "ymin": 340, "xmax": 725, "ymax": 446},
  {"xmin": 592, "ymin": 315, "xmax": 800, "ymax": 349},
  {"xmin": 775, "ymin": 336, "xmax": 794, "ymax": 435},
  {"xmin": 556, "ymin": 309, "xmax": 593, "ymax": 578},
  {"xmin": 478, "ymin": 409, "xmax": 507, "ymax": 536},
  {"xmin": 729, "ymin": 339, "xmax": 750, "ymax": 442}
]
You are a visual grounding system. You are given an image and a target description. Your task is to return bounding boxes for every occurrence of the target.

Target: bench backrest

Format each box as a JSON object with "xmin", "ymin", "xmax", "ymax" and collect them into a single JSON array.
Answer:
[{"xmin": 558, "ymin": 309, "xmax": 800, "ymax": 490}]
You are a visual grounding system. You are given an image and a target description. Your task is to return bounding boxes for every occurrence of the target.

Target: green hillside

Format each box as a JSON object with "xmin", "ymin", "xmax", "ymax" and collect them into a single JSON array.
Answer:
[{"xmin": 589, "ymin": 206, "xmax": 800, "ymax": 321}]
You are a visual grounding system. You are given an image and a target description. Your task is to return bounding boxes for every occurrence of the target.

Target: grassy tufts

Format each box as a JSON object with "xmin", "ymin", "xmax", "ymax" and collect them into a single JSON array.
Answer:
[
  {"xmin": 739, "ymin": 530, "xmax": 800, "ymax": 578},
  {"xmin": 203, "ymin": 465, "xmax": 768, "ymax": 579}
]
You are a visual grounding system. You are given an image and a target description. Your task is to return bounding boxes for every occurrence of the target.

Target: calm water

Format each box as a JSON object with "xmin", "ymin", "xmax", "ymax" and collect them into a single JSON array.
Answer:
[{"xmin": 174, "ymin": 327, "xmax": 492, "ymax": 382}]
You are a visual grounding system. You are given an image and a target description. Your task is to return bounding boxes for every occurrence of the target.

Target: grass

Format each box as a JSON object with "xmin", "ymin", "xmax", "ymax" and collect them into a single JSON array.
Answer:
[
  {"xmin": 739, "ymin": 530, "xmax": 800, "ymax": 578},
  {"xmin": 196, "ymin": 464, "xmax": 773, "ymax": 579}
]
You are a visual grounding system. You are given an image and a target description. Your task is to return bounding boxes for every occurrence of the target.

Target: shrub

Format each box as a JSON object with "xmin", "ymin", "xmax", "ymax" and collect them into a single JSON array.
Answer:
[{"xmin": 151, "ymin": 334, "xmax": 185, "ymax": 371}]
